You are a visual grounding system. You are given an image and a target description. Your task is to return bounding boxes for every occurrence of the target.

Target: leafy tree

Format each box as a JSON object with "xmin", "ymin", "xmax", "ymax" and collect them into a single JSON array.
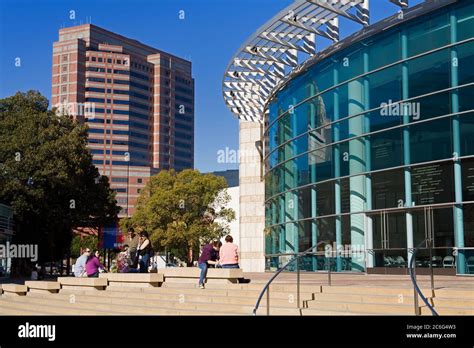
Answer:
[
  {"xmin": 121, "ymin": 169, "xmax": 235, "ymax": 264},
  {"xmin": 0, "ymin": 91, "xmax": 119, "ymax": 273},
  {"xmin": 70, "ymin": 234, "xmax": 98, "ymax": 258}
]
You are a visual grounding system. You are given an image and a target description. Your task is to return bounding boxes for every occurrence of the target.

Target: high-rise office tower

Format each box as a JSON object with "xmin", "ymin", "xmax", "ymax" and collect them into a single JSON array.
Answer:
[{"xmin": 52, "ymin": 24, "xmax": 194, "ymax": 216}]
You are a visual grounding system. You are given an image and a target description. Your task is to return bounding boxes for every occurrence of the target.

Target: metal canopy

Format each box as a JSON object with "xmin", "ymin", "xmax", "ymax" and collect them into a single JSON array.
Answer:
[{"xmin": 223, "ymin": 0, "xmax": 409, "ymax": 123}]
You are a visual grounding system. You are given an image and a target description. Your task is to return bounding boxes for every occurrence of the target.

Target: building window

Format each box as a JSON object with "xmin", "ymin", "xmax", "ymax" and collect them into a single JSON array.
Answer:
[
  {"xmin": 137, "ymin": 178, "xmax": 142, "ymax": 184},
  {"xmin": 63, "ymin": 55, "xmax": 68, "ymax": 61},
  {"xmin": 98, "ymin": 58, "xmax": 103, "ymax": 62},
  {"xmin": 61, "ymin": 85, "xmax": 67, "ymax": 93},
  {"xmin": 107, "ymin": 58, "xmax": 112, "ymax": 63},
  {"xmin": 117, "ymin": 59, "xmax": 122, "ymax": 64},
  {"xmin": 112, "ymin": 177, "xmax": 128, "ymax": 183},
  {"xmin": 61, "ymin": 75, "xmax": 67, "ymax": 83},
  {"xmin": 92, "ymin": 57, "xmax": 96, "ymax": 62},
  {"xmin": 62, "ymin": 65, "xmax": 68, "ymax": 72}
]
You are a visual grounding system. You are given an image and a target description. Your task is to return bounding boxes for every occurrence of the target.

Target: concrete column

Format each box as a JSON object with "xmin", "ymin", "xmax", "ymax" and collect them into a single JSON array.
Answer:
[
  {"xmin": 450, "ymin": 10, "xmax": 466, "ymax": 274},
  {"xmin": 239, "ymin": 120, "xmax": 265, "ymax": 272},
  {"xmin": 291, "ymin": 98, "xmax": 299, "ymax": 254},
  {"xmin": 309, "ymin": 83, "xmax": 318, "ymax": 271},
  {"xmin": 364, "ymin": 51, "xmax": 374, "ymax": 268},
  {"xmin": 333, "ymin": 67, "xmax": 343, "ymax": 271},
  {"xmin": 279, "ymin": 196, "xmax": 286, "ymax": 253},
  {"xmin": 348, "ymin": 79, "xmax": 366, "ymax": 271}
]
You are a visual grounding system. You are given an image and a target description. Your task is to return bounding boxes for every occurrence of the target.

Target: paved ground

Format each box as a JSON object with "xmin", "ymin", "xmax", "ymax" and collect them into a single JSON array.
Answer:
[
  {"xmin": 243, "ymin": 272, "xmax": 474, "ymax": 289},
  {"xmin": 2, "ymin": 272, "xmax": 472, "ymax": 290}
]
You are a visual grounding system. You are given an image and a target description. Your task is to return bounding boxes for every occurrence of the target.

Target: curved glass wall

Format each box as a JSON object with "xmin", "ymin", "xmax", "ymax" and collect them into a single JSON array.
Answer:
[{"xmin": 264, "ymin": 1, "xmax": 474, "ymax": 274}]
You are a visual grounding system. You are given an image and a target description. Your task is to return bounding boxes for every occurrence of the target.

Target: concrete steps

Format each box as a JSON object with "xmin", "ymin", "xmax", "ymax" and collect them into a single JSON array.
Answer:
[
  {"xmin": 1, "ymin": 275, "xmax": 471, "ymax": 316},
  {"xmin": 0, "ymin": 302, "xmax": 48, "ymax": 315},
  {"xmin": 20, "ymin": 292, "xmax": 299, "ymax": 315},
  {"xmin": 432, "ymin": 297, "xmax": 474, "ymax": 308},
  {"xmin": 54, "ymin": 288, "xmax": 298, "ymax": 308},
  {"xmin": 303, "ymin": 285, "xmax": 474, "ymax": 316},
  {"xmin": 306, "ymin": 298, "xmax": 416, "ymax": 315},
  {"xmin": 434, "ymin": 288, "xmax": 474, "ymax": 299},
  {"xmin": 420, "ymin": 305, "xmax": 474, "ymax": 315},
  {"xmin": 0, "ymin": 297, "xmax": 126, "ymax": 315},
  {"xmin": 161, "ymin": 281, "xmax": 322, "ymax": 293},
  {"xmin": 81, "ymin": 284, "xmax": 317, "ymax": 301},
  {"xmin": 0, "ymin": 295, "xmax": 229, "ymax": 316},
  {"xmin": 306, "ymin": 292, "xmax": 416, "ymax": 305},
  {"xmin": 14, "ymin": 294, "xmax": 235, "ymax": 315},
  {"xmin": 301, "ymin": 308, "xmax": 375, "ymax": 316},
  {"xmin": 13, "ymin": 293, "xmax": 299, "ymax": 316},
  {"xmin": 319, "ymin": 285, "xmax": 433, "ymax": 296}
]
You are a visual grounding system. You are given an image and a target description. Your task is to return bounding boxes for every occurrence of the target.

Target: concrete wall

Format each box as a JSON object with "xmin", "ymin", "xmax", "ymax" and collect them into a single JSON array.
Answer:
[{"xmin": 238, "ymin": 121, "xmax": 265, "ymax": 272}]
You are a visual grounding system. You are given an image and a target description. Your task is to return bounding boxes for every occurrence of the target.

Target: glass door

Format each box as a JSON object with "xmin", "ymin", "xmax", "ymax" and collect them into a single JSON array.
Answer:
[
  {"xmin": 372, "ymin": 210, "xmax": 407, "ymax": 268},
  {"xmin": 371, "ymin": 205, "xmax": 456, "ymax": 270},
  {"xmin": 412, "ymin": 206, "xmax": 455, "ymax": 269}
]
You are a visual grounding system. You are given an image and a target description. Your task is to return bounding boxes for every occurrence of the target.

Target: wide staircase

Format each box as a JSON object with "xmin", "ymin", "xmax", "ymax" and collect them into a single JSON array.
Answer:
[
  {"xmin": 0, "ymin": 276, "xmax": 473, "ymax": 315},
  {"xmin": 303, "ymin": 285, "xmax": 474, "ymax": 315}
]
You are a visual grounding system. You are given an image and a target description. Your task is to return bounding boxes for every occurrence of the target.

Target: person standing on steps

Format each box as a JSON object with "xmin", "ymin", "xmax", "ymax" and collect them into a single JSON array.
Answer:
[
  {"xmin": 136, "ymin": 231, "xmax": 153, "ymax": 273},
  {"xmin": 197, "ymin": 240, "xmax": 221, "ymax": 289},
  {"xmin": 127, "ymin": 228, "xmax": 139, "ymax": 269}
]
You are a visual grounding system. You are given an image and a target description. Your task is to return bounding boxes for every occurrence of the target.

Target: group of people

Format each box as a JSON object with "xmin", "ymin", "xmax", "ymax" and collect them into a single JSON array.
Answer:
[
  {"xmin": 197, "ymin": 235, "xmax": 240, "ymax": 289},
  {"xmin": 73, "ymin": 229, "xmax": 154, "ymax": 277},
  {"xmin": 117, "ymin": 229, "xmax": 154, "ymax": 273},
  {"xmin": 73, "ymin": 249, "xmax": 107, "ymax": 277},
  {"xmin": 73, "ymin": 231, "xmax": 240, "ymax": 283}
]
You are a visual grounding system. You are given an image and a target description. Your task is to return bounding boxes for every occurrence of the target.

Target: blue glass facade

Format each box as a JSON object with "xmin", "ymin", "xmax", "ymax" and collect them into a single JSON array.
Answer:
[{"xmin": 264, "ymin": 1, "xmax": 474, "ymax": 274}]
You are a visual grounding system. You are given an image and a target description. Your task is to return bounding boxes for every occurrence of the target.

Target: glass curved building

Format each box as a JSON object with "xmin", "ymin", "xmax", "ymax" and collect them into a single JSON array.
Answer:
[{"xmin": 224, "ymin": 0, "xmax": 474, "ymax": 275}]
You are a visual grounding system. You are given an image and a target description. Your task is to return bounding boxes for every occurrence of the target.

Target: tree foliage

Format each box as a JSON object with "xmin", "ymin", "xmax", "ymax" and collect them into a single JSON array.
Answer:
[
  {"xmin": 121, "ymin": 169, "xmax": 235, "ymax": 263},
  {"xmin": 70, "ymin": 234, "xmax": 98, "ymax": 258},
  {"xmin": 0, "ymin": 91, "xmax": 119, "ymax": 267}
]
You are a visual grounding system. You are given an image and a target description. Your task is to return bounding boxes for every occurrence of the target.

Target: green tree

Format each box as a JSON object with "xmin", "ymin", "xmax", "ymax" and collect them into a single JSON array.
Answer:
[
  {"xmin": 70, "ymin": 234, "xmax": 98, "ymax": 258},
  {"xmin": 121, "ymin": 169, "xmax": 235, "ymax": 264},
  {"xmin": 0, "ymin": 91, "xmax": 119, "ymax": 273}
]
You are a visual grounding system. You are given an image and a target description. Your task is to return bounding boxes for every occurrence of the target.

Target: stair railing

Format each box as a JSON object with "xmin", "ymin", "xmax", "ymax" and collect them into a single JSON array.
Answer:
[
  {"xmin": 252, "ymin": 240, "xmax": 336, "ymax": 316},
  {"xmin": 408, "ymin": 238, "xmax": 438, "ymax": 316}
]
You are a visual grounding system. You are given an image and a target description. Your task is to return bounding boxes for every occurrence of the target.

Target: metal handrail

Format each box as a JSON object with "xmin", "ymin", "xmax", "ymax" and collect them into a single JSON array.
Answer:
[
  {"xmin": 252, "ymin": 240, "xmax": 334, "ymax": 316},
  {"xmin": 408, "ymin": 238, "xmax": 439, "ymax": 316}
]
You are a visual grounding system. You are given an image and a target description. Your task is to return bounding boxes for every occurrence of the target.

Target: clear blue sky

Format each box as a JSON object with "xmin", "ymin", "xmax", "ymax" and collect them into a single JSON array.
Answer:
[{"xmin": 0, "ymin": 0, "xmax": 421, "ymax": 172}]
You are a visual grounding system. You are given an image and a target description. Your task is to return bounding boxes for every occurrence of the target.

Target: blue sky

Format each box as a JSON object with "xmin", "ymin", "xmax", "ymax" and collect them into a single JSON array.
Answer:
[{"xmin": 0, "ymin": 0, "xmax": 422, "ymax": 172}]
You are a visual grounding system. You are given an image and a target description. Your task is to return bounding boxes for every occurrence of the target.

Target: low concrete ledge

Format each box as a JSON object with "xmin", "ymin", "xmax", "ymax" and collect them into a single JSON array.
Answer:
[
  {"xmin": 99, "ymin": 273, "xmax": 164, "ymax": 288},
  {"xmin": 2, "ymin": 284, "xmax": 28, "ymax": 296},
  {"xmin": 57, "ymin": 277, "xmax": 108, "ymax": 290},
  {"xmin": 25, "ymin": 281, "xmax": 61, "ymax": 294},
  {"xmin": 163, "ymin": 268, "xmax": 244, "ymax": 284}
]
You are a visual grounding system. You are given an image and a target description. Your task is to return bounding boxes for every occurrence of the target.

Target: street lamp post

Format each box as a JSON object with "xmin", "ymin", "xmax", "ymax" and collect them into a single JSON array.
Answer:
[{"xmin": 126, "ymin": 153, "xmax": 130, "ymax": 217}]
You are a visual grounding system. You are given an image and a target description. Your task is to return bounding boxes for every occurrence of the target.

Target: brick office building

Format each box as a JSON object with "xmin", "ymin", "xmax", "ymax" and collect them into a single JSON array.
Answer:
[{"xmin": 52, "ymin": 24, "xmax": 194, "ymax": 216}]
